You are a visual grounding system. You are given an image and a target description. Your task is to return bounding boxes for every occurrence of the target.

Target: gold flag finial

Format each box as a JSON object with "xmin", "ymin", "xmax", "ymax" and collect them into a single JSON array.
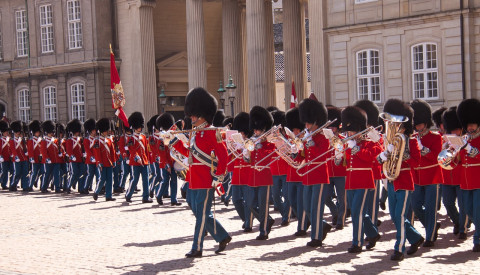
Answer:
[{"xmin": 109, "ymin": 43, "xmax": 113, "ymax": 54}]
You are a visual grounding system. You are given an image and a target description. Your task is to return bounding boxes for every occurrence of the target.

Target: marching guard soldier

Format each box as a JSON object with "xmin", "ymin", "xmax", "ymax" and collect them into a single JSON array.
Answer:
[
  {"xmin": 147, "ymin": 115, "xmax": 160, "ymax": 198},
  {"xmin": 40, "ymin": 121, "xmax": 62, "ymax": 193},
  {"xmin": 432, "ymin": 107, "xmax": 447, "ymax": 135},
  {"xmin": 0, "ymin": 121, "xmax": 12, "ymax": 190},
  {"xmin": 10, "ymin": 121, "xmax": 28, "ymax": 191},
  {"xmin": 165, "ymin": 87, "xmax": 231, "ymax": 257},
  {"xmin": 456, "ymin": 98, "xmax": 480, "ymax": 252},
  {"xmin": 83, "ymin": 118, "xmax": 99, "ymax": 194},
  {"xmin": 56, "ymin": 123, "xmax": 68, "ymax": 191},
  {"xmin": 377, "ymin": 98, "xmax": 424, "ymax": 261},
  {"xmin": 66, "ymin": 119, "xmax": 85, "ymax": 194},
  {"xmin": 125, "ymin": 112, "xmax": 152, "ymax": 203},
  {"xmin": 27, "ymin": 120, "xmax": 44, "ymax": 190},
  {"xmin": 154, "ymin": 113, "xmax": 177, "ymax": 205},
  {"xmin": 117, "ymin": 127, "xmax": 132, "ymax": 193},
  {"xmin": 410, "ymin": 99, "xmax": 443, "ymax": 247},
  {"xmin": 93, "ymin": 118, "xmax": 117, "ymax": 201}
]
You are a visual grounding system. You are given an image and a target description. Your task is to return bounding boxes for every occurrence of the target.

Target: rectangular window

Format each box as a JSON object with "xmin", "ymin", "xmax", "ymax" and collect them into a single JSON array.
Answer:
[
  {"xmin": 71, "ymin": 83, "xmax": 85, "ymax": 121},
  {"xmin": 43, "ymin": 86, "xmax": 57, "ymax": 121},
  {"xmin": 18, "ymin": 89, "xmax": 31, "ymax": 122},
  {"xmin": 356, "ymin": 49, "xmax": 381, "ymax": 103},
  {"xmin": 67, "ymin": 0, "xmax": 82, "ymax": 49},
  {"xmin": 15, "ymin": 10, "xmax": 28, "ymax": 57},
  {"xmin": 412, "ymin": 43, "xmax": 438, "ymax": 100},
  {"xmin": 40, "ymin": 5, "xmax": 54, "ymax": 53}
]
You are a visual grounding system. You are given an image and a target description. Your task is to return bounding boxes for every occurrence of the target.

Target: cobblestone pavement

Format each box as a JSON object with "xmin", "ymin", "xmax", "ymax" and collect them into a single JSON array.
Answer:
[{"xmin": 0, "ymin": 187, "xmax": 478, "ymax": 275}]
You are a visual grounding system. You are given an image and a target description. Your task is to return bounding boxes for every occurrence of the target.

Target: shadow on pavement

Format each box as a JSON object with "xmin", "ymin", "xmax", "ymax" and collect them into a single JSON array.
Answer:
[
  {"xmin": 107, "ymin": 257, "xmax": 196, "ymax": 274},
  {"xmin": 124, "ymin": 235, "xmax": 192, "ymax": 247}
]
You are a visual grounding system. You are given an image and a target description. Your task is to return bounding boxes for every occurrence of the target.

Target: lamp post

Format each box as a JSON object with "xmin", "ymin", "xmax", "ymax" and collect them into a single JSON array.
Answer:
[
  {"xmin": 225, "ymin": 75, "xmax": 236, "ymax": 117},
  {"xmin": 217, "ymin": 80, "xmax": 226, "ymax": 111},
  {"xmin": 158, "ymin": 87, "xmax": 167, "ymax": 113}
]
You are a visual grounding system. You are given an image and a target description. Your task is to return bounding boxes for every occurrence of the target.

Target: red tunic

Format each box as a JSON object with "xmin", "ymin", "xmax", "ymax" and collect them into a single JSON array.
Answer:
[
  {"xmin": 128, "ymin": 133, "xmax": 149, "ymax": 166},
  {"xmin": 27, "ymin": 137, "xmax": 43, "ymax": 163},
  {"xmin": 327, "ymin": 135, "xmax": 347, "ymax": 178},
  {"xmin": 40, "ymin": 137, "xmax": 63, "ymax": 163},
  {"xmin": 232, "ymin": 157, "xmax": 252, "ymax": 186},
  {"xmin": 286, "ymin": 153, "xmax": 303, "ymax": 182},
  {"xmin": 248, "ymin": 140, "xmax": 275, "ymax": 187},
  {"xmin": 345, "ymin": 139, "xmax": 381, "ymax": 190},
  {"xmin": 83, "ymin": 136, "xmax": 97, "ymax": 165},
  {"xmin": 172, "ymin": 126, "xmax": 228, "ymax": 189},
  {"xmin": 10, "ymin": 137, "xmax": 27, "ymax": 162},
  {"xmin": 94, "ymin": 136, "xmax": 116, "ymax": 167},
  {"xmin": 459, "ymin": 133, "xmax": 480, "ymax": 190},
  {"xmin": 65, "ymin": 136, "xmax": 83, "ymax": 163},
  {"xmin": 392, "ymin": 138, "xmax": 421, "ymax": 191},
  {"xmin": 0, "ymin": 137, "xmax": 11, "ymax": 161},
  {"xmin": 301, "ymin": 132, "xmax": 330, "ymax": 185},
  {"xmin": 414, "ymin": 131, "xmax": 444, "ymax": 185}
]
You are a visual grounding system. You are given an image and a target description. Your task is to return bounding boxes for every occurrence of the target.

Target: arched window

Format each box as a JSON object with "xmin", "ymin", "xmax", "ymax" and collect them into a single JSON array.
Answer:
[
  {"xmin": 18, "ymin": 89, "xmax": 30, "ymax": 122},
  {"xmin": 356, "ymin": 49, "xmax": 380, "ymax": 102},
  {"xmin": 412, "ymin": 43, "xmax": 438, "ymax": 99},
  {"xmin": 71, "ymin": 83, "xmax": 85, "ymax": 121},
  {"xmin": 43, "ymin": 86, "xmax": 57, "ymax": 120}
]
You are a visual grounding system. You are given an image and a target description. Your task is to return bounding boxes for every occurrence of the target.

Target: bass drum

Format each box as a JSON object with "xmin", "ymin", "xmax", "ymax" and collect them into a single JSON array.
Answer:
[{"xmin": 173, "ymin": 161, "xmax": 188, "ymax": 181}]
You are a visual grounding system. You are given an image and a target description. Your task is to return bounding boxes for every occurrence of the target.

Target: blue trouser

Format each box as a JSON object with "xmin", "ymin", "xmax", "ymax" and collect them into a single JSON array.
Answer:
[
  {"xmin": 1, "ymin": 161, "xmax": 13, "ymax": 188},
  {"xmin": 120, "ymin": 159, "xmax": 131, "ymax": 189},
  {"xmin": 462, "ymin": 189, "xmax": 480, "ymax": 245},
  {"xmin": 68, "ymin": 162, "xmax": 85, "ymax": 191},
  {"xmin": 29, "ymin": 163, "xmax": 44, "ymax": 189},
  {"xmin": 245, "ymin": 185, "xmax": 274, "ymax": 236},
  {"xmin": 231, "ymin": 185, "xmax": 252, "ymax": 229},
  {"xmin": 365, "ymin": 180, "xmax": 381, "ymax": 226},
  {"xmin": 328, "ymin": 177, "xmax": 347, "ymax": 226},
  {"xmin": 126, "ymin": 165, "xmax": 150, "ymax": 201},
  {"xmin": 272, "ymin": 175, "xmax": 289, "ymax": 222},
  {"xmin": 443, "ymin": 184, "xmax": 467, "ymax": 234},
  {"xmin": 41, "ymin": 163, "xmax": 60, "ymax": 192},
  {"xmin": 221, "ymin": 172, "xmax": 232, "ymax": 201},
  {"xmin": 303, "ymin": 184, "xmax": 329, "ymax": 241},
  {"xmin": 13, "ymin": 161, "xmax": 29, "ymax": 189},
  {"xmin": 411, "ymin": 184, "xmax": 440, "ymax": 242},
  {"xmin": 96, "ymin": 166, "xmax": 113, "ymax": 199},
  {"xmin": 182, "ymin": 182, "xmax": 191, "ymax": 207},
  {"xmin": 288, "ymin": 181, "xmax": 308, "ymax": 232},
  {"xmin": 156, "ymin": 167, "xmax": 178, "ymax": 203},
  {"xmin": 347, "ymin": 189, "xmax": 379, "ymax": 247},
  {"xmin": 113, "ymin": 156, "xmax": 124, "ymax": 190},
  {"xmin": 60, "ymin": 163, "xmax": 68, "ymax": 189},
  {"xmin": 190, "ymin": 188, "xmax": 229, "ymax": 251},
  {"xmin": 149, "ymin": 162, "xmax": 161, "ymax": 194},
  {"xmin": 388, "ymin": 183, "xmax": 423, "ymax": 253},
  {"xmin": 84, "ymin": 164, "xmax": 99, "ymax": 191},
  {"xmin": 380, "ymin": 180, "xmax": 388, "ymax": 204}
]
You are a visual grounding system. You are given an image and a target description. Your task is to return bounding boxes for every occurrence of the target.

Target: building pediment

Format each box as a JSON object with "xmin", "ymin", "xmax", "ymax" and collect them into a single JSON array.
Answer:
[{"xmin": 156, "ymin": 51, "xmax": 211, "ymax": 70}]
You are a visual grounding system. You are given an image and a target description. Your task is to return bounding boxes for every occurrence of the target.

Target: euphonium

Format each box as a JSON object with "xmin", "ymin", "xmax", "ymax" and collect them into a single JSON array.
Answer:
[
  {"xmin": 379, "ymin": 112, "xmax": 408, "ymax": 181},
  {"xmin": 437, "ymin": 134, "xmax": 469, "ymax": 170}
]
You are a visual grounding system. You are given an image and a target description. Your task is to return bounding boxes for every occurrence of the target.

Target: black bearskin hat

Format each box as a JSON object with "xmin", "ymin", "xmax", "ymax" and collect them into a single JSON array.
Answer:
[
  {"xmin": 84, "ymin": 118, "xmax": 96, "ymax": 133},
  {"xmin": 327, "ymin": 106, "xmax": 342, "ymax": 129},
  {"xmin": 457, "ymin": 98, "xmax": 480, "ymax": 130},
  {"xmin": 341, "ymin": 106, "xmax": 367, "ymax": 132},
  {"xmin": 266, "ymin": 106, "xmax": 279, "ymax": 113},
  {"xmin": 41, "ymin": 120, "xmax": 55, "ymax": 134},
  {"xmin": 29, "ymin": 120, "xmax": 41, "ymax": 134},
  {"xmin": 0, "ymin": 121, "xmax": 9, "ymax": 132},
  {"xmin": 96, "ymin": 118, "xmax": 111, "ymax": 133},
  {"xmin": 410, "ymin": 99, "xmax": 433, "ymax": 128},
  {"xmin": 156, "ymin": 113, "xmax": 175, "ymax": 131},
  {"xmin": 184, "ymin": 87, "xmax": 217, "ymax": 124},
  {"xmin": 56, "ymin": 123, "xmax": 65, "ymax": 135},
  {"xmin": 383, "ymin": 98, "xmax": 414, "ymax": 136},
  {"xmin": 148, "ymin": 115, "xmax": 159, "ymax": 133},
  {"xmin": 232, "ymin": 112, "xmax": 251, "ymax": 137},
  {"xmin": 354, "ymin": 99, "xmax": 379, "ymax": 127},
  {"xmin": 432, "ymin": 107, "xmax": 447, "ymax": 129},
  {"xmin": 10, "ymin": 120, "xmax": 22, "ymax": 133},
  {"xmin": 213, "ymin": 110, "xmax": 226, "ymax": 127},
  {"xmin": 285, "ymin": 107, "xmax": 305, "ymax": 131},
  {"xmin": 442, "ymin": 107, "xmax": 462, "ymax": 134},
  {"xmin": 223, "ymin": 116, "xmax": 233, "ymax": 128},
  {"xmin": 23, "ymin": 122, "xmax": 28, "ymax": 134},
  {"xmin": 271, "ymin": 110, "xmax": 286, "ymax": 126},
  {"xmin": 299, "ymin": 98, "xmax": 328, "ymax": 126},
  {"xmin": 249, "ymin": 106, "xmax": 273, "ymax": 131},
  {"xmin": 66, "ymin": 119, "xmax": 82, "ymax": 134},
  {"xmin": 128, "ymin": 112, "xmax": 145, "ymax": 129},
  {"xmin": 183, "ymin": 116, "xmax": 192, "ymax": 131}
]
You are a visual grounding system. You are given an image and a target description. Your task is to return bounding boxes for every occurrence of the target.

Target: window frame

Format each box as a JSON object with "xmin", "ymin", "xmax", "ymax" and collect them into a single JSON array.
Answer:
[
  {"xmin": 356, "ymin": 49, "xmax": 381, "ymax": 103},
  {"xmin": 67, "ymin": 0, "xmax": 82, "ymax": 50},
  {"xmin": 18, "ymin": 88, "xmax": 31, "ymax": 122},
  {"xmin": 71, "ymin": 83, "xmax": 85, "ymax": 121},
  {"xmin": 39, "ymin": 4, "xmax": 54, "ymax": 54},
  {"xmin": 411, "ymin": 42, "xmax": 439, "ymax": 100},
  {"xmin": 43, "ymin": 86, "xmax": 57, "ymax": 121},
  {"xmin": 355, "ymin": 0, "xmax": 377, "ymax": 4},
  {"xmin": 15, "ymin": 9, "xmax": 28, "ymax": 58}
]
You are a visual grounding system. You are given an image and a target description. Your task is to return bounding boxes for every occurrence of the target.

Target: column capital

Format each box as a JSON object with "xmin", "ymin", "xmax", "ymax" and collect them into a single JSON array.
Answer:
[{"xmin": 128, "ymin": 0, "xmax": 156, "ymax": 9}]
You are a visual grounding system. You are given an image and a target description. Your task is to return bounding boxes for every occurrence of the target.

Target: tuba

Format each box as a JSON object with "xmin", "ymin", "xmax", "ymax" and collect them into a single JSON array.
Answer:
[
  {"xmin": 379, "ymin": 112, "xmax": 408, "ymax": 181},
  {"xmin": 437, "ymin": 134, "xmax": 469, "ymax": 170}
]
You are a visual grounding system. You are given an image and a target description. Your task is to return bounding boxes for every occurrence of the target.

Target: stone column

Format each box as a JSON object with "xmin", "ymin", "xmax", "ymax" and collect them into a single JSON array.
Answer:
[
  {"xmin": 308, "ymin": 0, "xmax": 328, "ymax": 103},
  {"xmin": 222, "ymin": 0, "xmax": 244, "ymax": 116},
  {"xmin": 239, "ymin": 1, "xmax": 249, "ymax": 112},
  {"xmin": 264, "ymin": 0, "xmax": 276, "ymax": 108},
  {"xmin": 246, "ymin": 0, "xmax": 269, "ymax": 108},
  {"xmin": 186, "ymin": 0, "xmax": 207, "ymax": 90},
  {"xmin": 283, "ymin": 0, "xmax": 307, "ymax": 109}
]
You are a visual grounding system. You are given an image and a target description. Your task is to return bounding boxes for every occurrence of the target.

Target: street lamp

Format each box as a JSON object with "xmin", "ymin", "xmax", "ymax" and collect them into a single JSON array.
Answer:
[
  {"xmin": 225, "ymin": 75, "xmax": 236, "ymax": 117},
  {"xmin": 158, "ymin": 87, "xmax": 167, "ymax": 113},
  {"xmin": 217, "ymin": 80, "xmax": 226, "ymax": 111}
]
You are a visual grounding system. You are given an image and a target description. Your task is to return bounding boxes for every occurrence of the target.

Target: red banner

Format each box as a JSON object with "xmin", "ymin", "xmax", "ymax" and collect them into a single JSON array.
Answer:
[{"xmin": 110, "ymin": 45, "xmax": 129, "ymax": 127}]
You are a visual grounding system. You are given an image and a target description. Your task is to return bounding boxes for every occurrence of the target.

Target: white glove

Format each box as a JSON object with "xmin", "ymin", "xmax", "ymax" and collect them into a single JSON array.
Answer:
[
  {"xmin": 290, "ymin": 144, "xmax": 298, "ymax": 154},
  {"xmin": 0, "ymin": 157, "xmax": 4, "ymax": 163},
  {"xmin": 46, "ymin": 159, "xmax": 52, "ymax": 164},
  {"xmin": 379, "ymin": 151, "xmax": 388, "ymax": 162},
  {"xmin": 335, "ymin": 150, "xmax": 343, "ymax": 160},
  {"xmin": 126, "ymin": 159, "xmax": 130, "ymax": 165},
  {"xmin": 346, "ymin": 140, "xmax": 356, "ymax": 149},
  {"xmin": 14, "ymin": 156, "xmax": 20, "ymax": 163},
  {"xmin": 417, "ymin": 139, "xmax": 424, "ymax": 150},
  {"xmin": 387, "ymin": 144, "xmax": 394, "ymax": 153},
  {"xmin": 163, "ymin": 130, "xmax": 175, "ymax": 144},
  {"xmin": 182, "ymin": 157, "xmax": 189, "ymax": 167},
  {"xmin": 465, "ymin": 143, "xmax": 473, "ymax": 153},
  {"xmin": 124, "ymin": 146, "xmax": 128, "ymax": 151},
  {"xmin": 242, "ymin": 149, "xmax": 250, "ymax": 159},
  {"xmin": 212, "ymin": 179, "xmax": 222, "ymax": 188},
  {"xmin": 83, "ymin": 152, "xmax": 87, "ymax": 158}
]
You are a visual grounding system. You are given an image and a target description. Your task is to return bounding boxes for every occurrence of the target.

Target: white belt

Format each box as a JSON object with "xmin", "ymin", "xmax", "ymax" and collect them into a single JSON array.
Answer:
[
  {"xmin": 414, "ymin": 163, "xmax": 439, "ymax": 170},
  {"xmin": 462, "ymin": 163, "xmax": 480, "ymax": 168},
  {"xmin": 400, "ymin": 168, "xmax": 411, "ymax": 172},
  {"xmin": 346, "ymin": 168, "xmax": 372, "ymax": 171}
]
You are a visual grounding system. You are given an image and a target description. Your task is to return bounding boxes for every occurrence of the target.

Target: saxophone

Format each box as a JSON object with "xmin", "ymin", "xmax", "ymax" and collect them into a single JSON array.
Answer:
[{"xmin": 379, "ymin": 112, "xmax": 408, "ymax": 181}]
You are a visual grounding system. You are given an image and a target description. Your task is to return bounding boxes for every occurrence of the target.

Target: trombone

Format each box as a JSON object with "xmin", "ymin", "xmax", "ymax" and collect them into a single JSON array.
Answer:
[
  {"xmin": 170, "ymin": 126, "xmax": 230, "ymax": 135},
  {"xmin": 296, "ymin": 125, "xmax": 382, "ymax": 177},
  {"xmin": 244, "ymin": 125, "xmax": 281, "ymax": 152}
]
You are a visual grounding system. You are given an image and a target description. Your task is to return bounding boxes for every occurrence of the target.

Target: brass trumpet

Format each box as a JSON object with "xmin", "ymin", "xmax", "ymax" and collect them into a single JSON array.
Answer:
[
  {"xmin": 244, "ymin": 125, "xmax": 281, "ymax": 152},
  {"xmin": 437, "ymin": 134, "xmax": 469, "ymax": 170}
]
